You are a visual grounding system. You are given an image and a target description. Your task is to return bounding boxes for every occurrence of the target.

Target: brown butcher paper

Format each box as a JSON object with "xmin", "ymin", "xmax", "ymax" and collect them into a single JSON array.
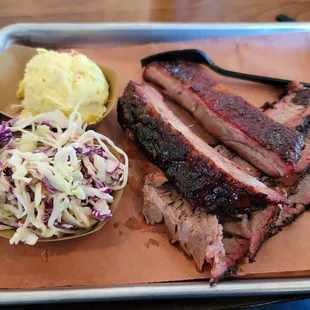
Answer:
[{"xmin": 1, "ymin": 32, "xmax": 310, "ymax": 289}]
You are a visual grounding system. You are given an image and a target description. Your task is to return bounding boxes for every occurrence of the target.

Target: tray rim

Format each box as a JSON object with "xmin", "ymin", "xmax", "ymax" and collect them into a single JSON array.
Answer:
[
  {"xmin": 1, "ymin": 22, "xmax": 310, "ymax": 304},
  {"xmin": 1, "ymin": 22, "xmax": 310, "ymax": 51},
  {"xmin": 2, "ymin": 278, "xmax": 310, "ymax": 305}
]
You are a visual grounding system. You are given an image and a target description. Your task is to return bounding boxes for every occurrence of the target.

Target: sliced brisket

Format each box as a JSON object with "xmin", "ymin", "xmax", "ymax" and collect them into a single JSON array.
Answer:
[
  {"xmin": 296, "ymin": 134, "xmax": 310, "ymax": 173},
  {"xmin": 143, "ymin": 172, "xmax": 256, "ymax": 284},
  {"xmin": 219, "ymin": 205, "xmax": 279, "ymax": 263},
  {"xmin": 142, "ymin": 172, "xmax": 226, "ymax": 281},
  {"xmin": 210, "ymin": 236, "xmax": 250, "ymax": 285},
  {"xmin": 265, "ymin": 82, "xmax": 310, "ymax": 133},
  {"xmin": 143, "ymin": 61, "xmax": 304, "ymax": 177},
  {"xmin": 118, "ymin": 81, "xmax": 287, "ymax": 214},
  {"xmin": 248, "ymin": 204, "xmax": 280, "ymax": 262},
  {"xmin": 220, "ymin": 215, "xmax": 251, "ymax": 239},
  {"xmin": 211, "ymin": 215, "xmax": 251, "ymax": 284},
  {"xmin": 272, "ymin": 167, "xmax": 310, "ymax": 236},
  {"xmin": 264, "ymin": 83, "xmax": 310, "ymax": 174},
  {"xmin": 215, "ymin": 148, "xmax": 280, "ymax": 263}
]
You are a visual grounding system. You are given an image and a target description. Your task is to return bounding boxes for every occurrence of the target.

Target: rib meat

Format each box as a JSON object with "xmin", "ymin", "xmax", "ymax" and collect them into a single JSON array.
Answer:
[
  {"xmin": 215, "ymin": 145, "xmax": 262, "ymax": 178},
  {"xmin": 118, "ymin": 81, "xmax": 287, "ymax": 214},
  {"xmin": 143, "ymin": 61, "xmax": 304, "ymax": 177}
]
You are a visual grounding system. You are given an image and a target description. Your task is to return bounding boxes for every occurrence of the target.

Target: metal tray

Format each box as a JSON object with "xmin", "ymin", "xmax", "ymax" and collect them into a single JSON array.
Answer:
[{"xmin": 1, "ymin": 22, "xmax": 310, "ymax": 305}]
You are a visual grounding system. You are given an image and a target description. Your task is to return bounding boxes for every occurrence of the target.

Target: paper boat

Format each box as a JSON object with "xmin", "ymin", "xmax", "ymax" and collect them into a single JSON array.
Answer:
[
  {"xmin": 0, "ymin": 44, "xmax": 119, "ymax": 124},
  {"xmin": 0, "ymin": 45, "xmax": 123, "ymax": 243}
]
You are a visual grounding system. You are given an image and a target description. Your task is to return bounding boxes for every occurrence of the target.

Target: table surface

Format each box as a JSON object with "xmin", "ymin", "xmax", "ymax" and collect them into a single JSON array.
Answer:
[{"xmin": 0, "ymin": 0, "xmax": 310, "ymax": 27}]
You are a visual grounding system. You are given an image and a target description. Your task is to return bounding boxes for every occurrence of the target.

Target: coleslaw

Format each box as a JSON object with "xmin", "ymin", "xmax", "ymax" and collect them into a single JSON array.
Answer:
[{"xmin": 0, "ymin": 106, "xmax": 128, "ymax": 245}]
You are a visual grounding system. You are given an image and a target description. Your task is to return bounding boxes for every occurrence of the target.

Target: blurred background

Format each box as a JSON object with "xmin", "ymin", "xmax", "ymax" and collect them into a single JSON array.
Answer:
[{"xmin": 0, "ymin": 0, "xmax": 310, "ymax": 26}]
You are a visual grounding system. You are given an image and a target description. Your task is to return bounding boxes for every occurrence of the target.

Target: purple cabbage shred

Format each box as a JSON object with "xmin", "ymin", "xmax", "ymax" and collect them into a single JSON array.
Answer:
[
  {"xmin": 33, "ymin": 146, "xmax": 52, "ymax": 154},
  {"xmin": 0, "ymin": 221, "xmax": 19, "ymax": 228},
  {"xmin": 91, "ymin": 209, "xmax": 112, "ymax": 221},
  {"xmin": 0, "ymin": 121, "xmax": 14, "ymax": 148},
  {"xmin": 42, "ymin": 176, "xmax": 57, "ymax": 194},
  {"xmin": 43, "ymin": 199, "xmax": 54, "ymax": 224},
  {"xmin": 95, "ymin": 181, "xmax": 104, "ymax": 189},
  {"xmin": 39, "ymin": 120, "xmax": 54, "ymax": 130},
  {"xmin": 54, "ymin": 221, "xmax": 78, "ymax": 230},
  {"xmin": 104, "ymin": 187, "xmax": 112, "ymax": 194},
  {"xmin": 74, "ymin": 146, "xmax": 108, "ymax": 159}
]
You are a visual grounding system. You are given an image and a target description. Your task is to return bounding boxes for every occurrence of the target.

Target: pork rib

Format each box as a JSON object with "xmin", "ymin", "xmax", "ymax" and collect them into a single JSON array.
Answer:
[
  {"xmin": 143, "ymin": 61, "xmax": 304, "ymax": 178},
  {"xmin": 118, "ymin": 81, "xmax": 287, "ymax": 214},
  {"xmin": 215, "ymin": 145, "xmax": 262, "ymax": 178}
]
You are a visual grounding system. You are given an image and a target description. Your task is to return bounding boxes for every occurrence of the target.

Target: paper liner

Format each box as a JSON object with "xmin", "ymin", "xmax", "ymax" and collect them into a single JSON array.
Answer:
[
  {"xmin": 1, "ymin": 33, "xmax": 310, "ymax": 290},
  {"xmin": 0, "ymin": 45, "xmax": 119, "ymax": 124}
]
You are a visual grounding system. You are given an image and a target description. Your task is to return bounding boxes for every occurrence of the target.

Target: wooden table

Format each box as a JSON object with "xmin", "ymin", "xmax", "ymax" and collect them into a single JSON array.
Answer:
[{"xmin": 0, "ymin": 0, "xmax": 310, "ymax": 27}]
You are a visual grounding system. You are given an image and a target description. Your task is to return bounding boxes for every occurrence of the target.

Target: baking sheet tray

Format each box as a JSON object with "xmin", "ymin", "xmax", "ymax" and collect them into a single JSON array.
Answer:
[{"xmin": 1, "ymin": 22, "xmax": 310, "ymax": 305}]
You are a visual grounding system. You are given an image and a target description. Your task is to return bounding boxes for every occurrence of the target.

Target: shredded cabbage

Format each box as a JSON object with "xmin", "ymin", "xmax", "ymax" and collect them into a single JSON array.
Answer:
[{"xmin": 0, "ymin": 105, "xmax": 128, "ymax": 245}]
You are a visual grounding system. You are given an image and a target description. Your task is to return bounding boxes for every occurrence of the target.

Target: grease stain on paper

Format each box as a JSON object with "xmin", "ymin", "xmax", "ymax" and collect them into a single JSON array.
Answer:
[
  {"xmin": 113, "ymin": 222, "xmax": 124, "ymax": 236},
  {"xmin": 145, "ymin": 238, "xmax": 160, "ymax": 249},
  {"xmin": 113, "ymin": 222, "xmax": 120, "ymax": 229},
  {"xmin": 124, "ymin": 217, "xmax": 143, "ymax": 230},
  {"xmin": 41, "ymin": 249, "xmax": 49, "ymax": 263}
]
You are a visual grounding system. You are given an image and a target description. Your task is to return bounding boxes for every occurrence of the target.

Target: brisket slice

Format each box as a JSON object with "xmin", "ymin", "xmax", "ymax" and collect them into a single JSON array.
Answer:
[
  {"xmin": 264, "ymin": 83, "xmax": 310, "ymax": 174},
  {"xmin": 142, "ymin": 172, "xmax": 226, "ymax": 283},
  {"xmin": 118, "ymin": 81, "xmax": 287, "ymax": 214},
  {"xmin": 143, "ymin": 171, "xmax": 252, "ymax": 285},
  {"xmin": 219, "ymin": 215, "xmax": 251, "ymax": 239},
  {"xmin": 215, "ymin": 149, "xmax": 281, "ymax": 263},
  {"xmin": 210, "ymin": 236, "xmax": 250, "ymax": 285},
  {"xmin": 225, "ymin": 168, "xmax": 310, "ymax": 261},
  {"xmin": 218, "ymin": 205, "xmax": 279, "ymax": 263},
  {"xmin": 143, "ymin": 61, "xmax": 304, "ymax": 178},
  {"xmin": 264, "ymin": 82, "xmax": 310, "ymax": 133},
  {"xmin": 248, "ymin": 205, "xmax": 280, "ymax": 262},
  {"xmin": 296, "ymin": 134, "xmax": 310, "ymax": 173},
  {"xmin": 271, "ymin": 167, "xmax": 310, "ymax": 236},
  {"xmin": 211, "ymin": 215, "xmax": 251, "ymax": 284}
]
